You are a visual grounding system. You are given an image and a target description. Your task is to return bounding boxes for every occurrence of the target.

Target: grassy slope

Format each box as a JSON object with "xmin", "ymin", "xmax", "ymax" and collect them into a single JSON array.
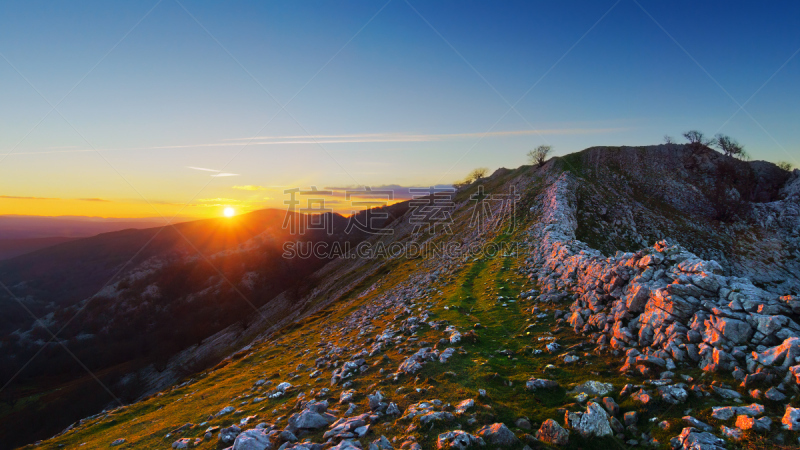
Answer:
[{"xmin": 24, "ymin": 164, "xmax": 797, "ymax": 450}]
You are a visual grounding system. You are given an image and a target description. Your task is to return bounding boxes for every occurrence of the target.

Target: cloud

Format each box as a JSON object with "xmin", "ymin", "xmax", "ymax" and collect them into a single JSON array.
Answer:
[
  {"xmin": 187, "ymin": 166, "xmax": 240, "ymax": 177},
  {"xmin": 7, "ymin": 126, "xmax": 631, "ymax": 156},
  {"xmin": 324, "ymin": 184, "xmax": 454, "ymax": 200},
  {"xmin": 0, "ymin": 195, "xmax": 58, "ymax": 200},
  {"xmin": 233, "ymin": 185, "xmax": 268, "ymax": 191},
  {"xmin": 78, "ymin": 198, "xmax": 111, "ymax": 202},
  {"xmin": 218, "ymin": 128, "xmax": 630, "ymax": 145}
]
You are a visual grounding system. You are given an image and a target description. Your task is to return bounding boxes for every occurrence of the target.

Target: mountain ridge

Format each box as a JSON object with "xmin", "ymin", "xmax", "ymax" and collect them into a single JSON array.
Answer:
[{"xmin": 7, "ymin": 144, "xmax": 800, "ymax": 450}]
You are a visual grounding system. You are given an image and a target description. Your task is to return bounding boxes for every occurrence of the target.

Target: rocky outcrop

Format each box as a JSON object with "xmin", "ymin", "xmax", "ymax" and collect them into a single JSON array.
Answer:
[{"xmin": 526, "ymin": 172, "xmax": 800, "ymax": 386}]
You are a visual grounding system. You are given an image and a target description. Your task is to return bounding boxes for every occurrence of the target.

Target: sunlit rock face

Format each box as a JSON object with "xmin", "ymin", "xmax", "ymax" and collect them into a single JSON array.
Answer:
[{"xmin": 524, "ymin": 169, "xmax": 800, "ymax": 387}]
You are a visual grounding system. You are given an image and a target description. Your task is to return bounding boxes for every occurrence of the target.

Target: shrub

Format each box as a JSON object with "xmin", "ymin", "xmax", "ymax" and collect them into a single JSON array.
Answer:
[{"xmin": 527, "ymin": 145, "xmax": 552, "ymax": 167}]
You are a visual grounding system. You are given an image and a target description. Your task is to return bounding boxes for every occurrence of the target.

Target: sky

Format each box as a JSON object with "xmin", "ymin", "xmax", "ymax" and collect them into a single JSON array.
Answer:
[{"xmin": 1, "ymin": 0, "xmax": 799, "ymax": 220}]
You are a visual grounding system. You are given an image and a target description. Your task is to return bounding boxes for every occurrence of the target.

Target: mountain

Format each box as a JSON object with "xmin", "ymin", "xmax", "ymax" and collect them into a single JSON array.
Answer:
[
  {"xmin": 0, "ymin": 205, "xmax": 409, "ymax": 449},
  {"xmin": 0, "ymin": 215, "xmax": 171, "ymax": 240},
  {"xmin": 0, "ymin": 237, "xmax": 79, "ymax": 260},
  {"xmin": 8, "ymin": 144, "xmax": 800, "ymax": 450}
]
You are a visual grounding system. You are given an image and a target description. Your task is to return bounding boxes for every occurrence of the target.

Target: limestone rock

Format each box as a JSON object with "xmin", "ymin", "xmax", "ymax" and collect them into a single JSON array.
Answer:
[
  {"xmin": 475, "ymin": 423, "xmax": 519, "ymax": 446},
  {"xmin": 525, "ymin": 378, "xmax": 559, "ymax": 391},
  {"xmin": 564, "ymin": 402, "xmax": 613, "ymax": 437},
  {"xmin": 437, "ymin": 430, "xmax": 485, "ymax": 449},
  {"xmin": 669, "ymin": 427, "xmax": 725, "ymax": 450},
  {"xmin": 232, "ymin": 429, "xmax": 272, "ymax": 450},
  {"xmin": 782, "ymin": 406, "xmax": 800, "ymax": 431},
  {"xmin": 535, "ymin": 419, "xmax": 569, "ymax": 446}
]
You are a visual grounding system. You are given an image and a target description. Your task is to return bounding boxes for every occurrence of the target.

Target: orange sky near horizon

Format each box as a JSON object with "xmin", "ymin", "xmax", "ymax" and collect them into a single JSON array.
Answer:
[{"xmin": 0, "ymin": 189, "xmax": 410, "ymax": 219}]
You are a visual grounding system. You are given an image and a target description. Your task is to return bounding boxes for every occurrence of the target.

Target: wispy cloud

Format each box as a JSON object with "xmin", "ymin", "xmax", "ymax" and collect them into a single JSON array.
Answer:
[
  {"xmin": 1, "ymin": 196, "xmax": 112, "ymax": 202},
  {"xmin": 0, "ymin": 195, "xmax": 58, "ymax": 200},
  {"xmin": 325, "ymin": 184, "xmax": 454, "ymax": 201},
  {"xmin": 7, "ymin": 127, "xmax": 630, "ymax": 156},
  {"xmin": 219, "ymin": 128, "xmax": 629, "ymax": 145},
  {"xmin": 232, "ymin": 185, "xmax": 268, "ymax": 191},
  {"xmin": 187, "ymin": 166, "xmax": 240, "ymax": 177}
]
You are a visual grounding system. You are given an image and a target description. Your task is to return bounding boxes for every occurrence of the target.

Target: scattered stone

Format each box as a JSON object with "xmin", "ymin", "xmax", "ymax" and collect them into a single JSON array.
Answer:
[
  {"xmin": 232, "ymin": 429, "xmax": 272, "ymax": 450},
  {"xmin": 535, "ymin": 419, "xmax": 569, "ymax": 446},
  {"xmin": 340, "ymin": 390, "xmax": 356, "ymax": 404},
  {"xmin": 217, "ymin": 406, "xmax": 236, "ymax": 416},
  {"xmin": 219, "ymin": 425, "xmax": 242, "ymax": 445},
  {"xmin": 515, "ymin": 418, "xmax": 531, "ymax": 430},
  {"xmin": 172, "ymin": 438, "xmax": 192, "ymax": 449},
  {"xmin": 719, "ymin": 425, "xmax": 742, "ymax": 440},
  {"xmin": 735, "ymin": 415, "xmax": 771, "ymax": 432},
  {"xmin": 765, "ymin": 387, "xmax": 787, "ymax": 401},
  {"xmin": 279, "ymin": 430, "xmax": 298, "ymax": 443},
  {"xmin": 712, "ymin": 404, "xmax": 763, "ymax": 421},
  {"xmin": 782, "ymin": 405, "xmax": 800, "ymax": 431},
  {"xmin": 711, "ymin": 407, "xmax": 736, "ymax": 421},
  {"xmin": 436, "ymin": 430, "xmax": 485, "ymax": 449},
  {"xmin": 476, "ymin": 423, "xmax": 519, "ymax": 446},
  {"xmin": 631, "ymin": 389, "xmax": 652, "ymax": 405},
  {"xmin": 682, "ymin": 416, "xmax": 713, "ymax": 432},
  {"xmin": 454, "ymin": 399, "xmax": 475, "ymax": 415},
  {"xmin": 669, "ymin": 427, "xmax": 725, "ymax": 450},
  {"xmin": 526, "ymin": 378, "xmax": 559, "ymax": 391},
  {"xmin": 658, "ymin": 385, "xmax": 688, "ymax": 404},
  {"xmin": 368, "ymin": 435, "xmax": 393, "ymax": 450},
  {"xmin": 564, "ymin": 402, "xmax": 613, "ymax": 437},
  {"xmin": 602, "ymin": 397, "xmax": 619, "ymax": 416},
  {"xmin": 570, "ymin": 381, "xmax": 613, "ymax": 396}
]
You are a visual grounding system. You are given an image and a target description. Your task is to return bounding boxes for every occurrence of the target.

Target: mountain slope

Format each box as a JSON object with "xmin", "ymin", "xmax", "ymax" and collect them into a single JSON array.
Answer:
[
  {"xmin": 0, "ymin": 237, "xmax": 78, "ymax": 261},
  {"xmin": 0, "ymin": 206, "xmax": 408, "ymax": 449},
  {"xmin": 14, "ymin": 144, "xmax": 800, "ymax": 450}
]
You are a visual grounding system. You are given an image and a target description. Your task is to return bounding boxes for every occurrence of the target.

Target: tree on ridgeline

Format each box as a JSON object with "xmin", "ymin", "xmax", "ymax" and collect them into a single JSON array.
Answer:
[
  {"xmin": 714, "ymin": 134, "xmax": 748, "ymax": 160},
  {"xmin": 527, "ymin": 145, "xmax": 552, "ymax": 167},
  {"xmin": 683, "ymin": 130, "xmax": 713, "ymax": 146},
  {"xmin": 469, "ymin": 167, "xmax": 488, "ymax": 182},
  {"xmin": 453, "ymin": 167, "xmax": 488, "ymax": 189}
]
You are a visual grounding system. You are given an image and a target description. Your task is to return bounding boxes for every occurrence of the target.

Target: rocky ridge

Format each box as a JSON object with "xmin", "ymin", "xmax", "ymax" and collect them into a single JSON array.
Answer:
[{"xmin": 30, "ymin": 146, "xmax": 800, "ymax": 450}]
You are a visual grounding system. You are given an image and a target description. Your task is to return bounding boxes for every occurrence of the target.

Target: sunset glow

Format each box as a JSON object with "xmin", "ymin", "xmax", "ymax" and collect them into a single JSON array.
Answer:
[{"xmin": 223, "ymin": 207, "xmax": 235, "ymax": 217}]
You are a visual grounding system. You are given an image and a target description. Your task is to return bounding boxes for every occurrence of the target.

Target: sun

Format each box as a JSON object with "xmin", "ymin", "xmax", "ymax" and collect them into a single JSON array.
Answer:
[{"xmin": 223, "ymin": 207, "xmax": 235, "ymax": 217}]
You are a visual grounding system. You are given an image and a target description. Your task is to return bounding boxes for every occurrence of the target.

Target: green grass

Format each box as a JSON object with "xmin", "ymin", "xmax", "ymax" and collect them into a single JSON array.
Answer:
[{"xmin": 24, "ymin": 174, "xmax": 797, "ymax": 450}]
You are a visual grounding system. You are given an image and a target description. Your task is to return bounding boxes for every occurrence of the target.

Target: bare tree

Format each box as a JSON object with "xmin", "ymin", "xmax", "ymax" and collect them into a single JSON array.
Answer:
[
  {"xmin": 454, "ymin": 167, "xmax": 488, "ymax": 189},
  {"xmin": 469, "ymin": 167, "xmax": 488, "ymax": 182},
  {"xmin": 777, "ymin": 161, "xmax": 794, "ymax": 171},
  {"xmin": 714, "ymin": 134, "xmax": 747, "ymax": 159},
  {"xmin": 663, "ymin": 135, "xmax": 675, "ymax": 145},
  {"xmin": 683, "ymin": 130, "xmax": 712, "ymax": 146},
  {"xmin": 527, "ymin": 145, "xmax": 552, "ymax": 167}
]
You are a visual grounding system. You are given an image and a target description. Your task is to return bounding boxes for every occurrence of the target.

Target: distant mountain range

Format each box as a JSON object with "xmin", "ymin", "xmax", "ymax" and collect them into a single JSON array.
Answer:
[
  {"xmin": 0, "ymin": 215, "xmax": 175, "ymax": 260},
  {"xmin": 0, "ymin": 215, "xmax": 173, "ymax": 240},
  {"xmin": 0, "ymin": 205, "xmax": 408, "ymax": 449}
]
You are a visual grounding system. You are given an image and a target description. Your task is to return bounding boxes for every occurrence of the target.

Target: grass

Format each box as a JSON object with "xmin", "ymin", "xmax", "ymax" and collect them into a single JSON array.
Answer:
[{"xmin": 23, "ymin": 162, "xmax": 799, "ymax": 450}]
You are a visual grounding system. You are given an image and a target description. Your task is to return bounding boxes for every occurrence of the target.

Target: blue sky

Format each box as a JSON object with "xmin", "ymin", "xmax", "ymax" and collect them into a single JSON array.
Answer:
[{"xmin": 1, "ymin": 0, "xmax": 798, "ymax": 217}]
